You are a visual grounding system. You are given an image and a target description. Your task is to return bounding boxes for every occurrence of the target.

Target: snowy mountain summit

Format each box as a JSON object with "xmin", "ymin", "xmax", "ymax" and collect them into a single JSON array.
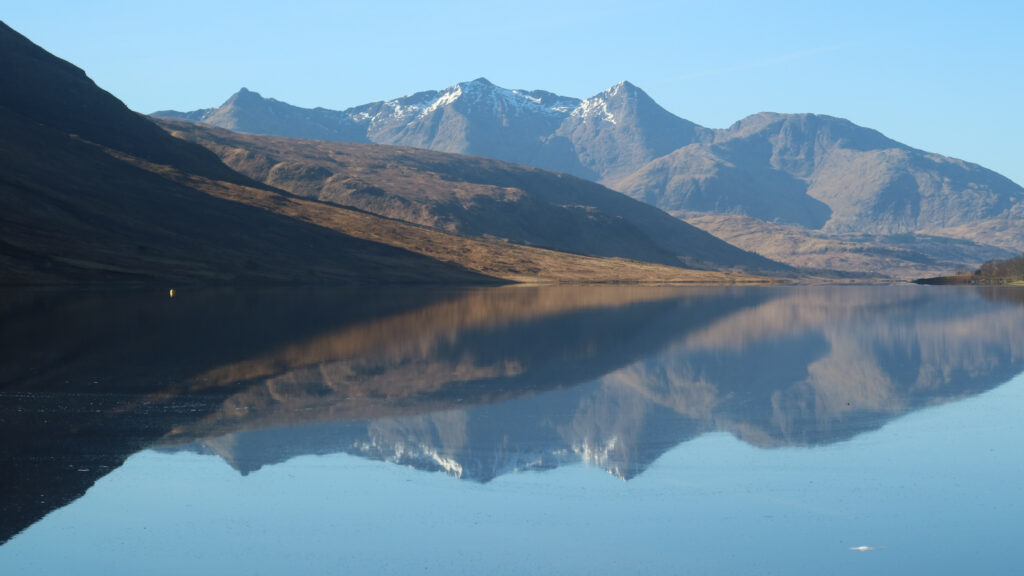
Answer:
[
  {"xmin": 153, "ymin": 78, "xmax": 679, "ymax": 181},
  {"xmin": 419, "ymin": 77, "xmax": 580, "ymax": 118}
]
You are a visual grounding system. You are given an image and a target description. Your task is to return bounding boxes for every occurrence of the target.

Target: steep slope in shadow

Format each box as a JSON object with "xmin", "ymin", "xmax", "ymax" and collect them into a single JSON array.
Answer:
[{"xmin": 0, "ymin": 21, "xmax": 490, "ymax": 285}]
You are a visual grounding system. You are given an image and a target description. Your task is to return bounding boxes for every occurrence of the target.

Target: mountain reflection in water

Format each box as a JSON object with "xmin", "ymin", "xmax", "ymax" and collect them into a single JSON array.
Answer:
[
  {"xmin": 2, "ymin": 285, "xmax": 1024, "ymax": 543},
  {"xmin": 164, "ymin": 286, "xmax": 1024, "ymax": 481}
]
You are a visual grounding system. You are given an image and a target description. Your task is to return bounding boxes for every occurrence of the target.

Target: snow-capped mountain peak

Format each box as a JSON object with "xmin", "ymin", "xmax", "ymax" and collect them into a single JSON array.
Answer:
[
  {"xmin": 362, "ymin": 78, "xmax": 581, "ymax": 123},
  {"xmin": 566, "ymin": 80, "xmax": 651, "ymax": 125},
  {"xmin": 609, "ymin": 80, "xmax": 639, "ymax": 95},
  {"xmin": 429, "ymin": 77, "xmax": 581, "ymax": 118}
]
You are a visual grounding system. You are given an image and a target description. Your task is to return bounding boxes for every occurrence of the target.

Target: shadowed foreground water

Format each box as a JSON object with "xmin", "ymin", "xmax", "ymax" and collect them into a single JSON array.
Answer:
[{"xmin": 1, "ymin": 285, "xmax": 1022, "ymax": 574}]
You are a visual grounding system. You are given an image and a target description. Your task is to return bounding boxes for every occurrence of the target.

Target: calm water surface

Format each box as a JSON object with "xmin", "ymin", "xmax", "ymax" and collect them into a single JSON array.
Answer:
[{"xmin": 1, "ymin": 285, "xmax": 1022, "ymax": 575}]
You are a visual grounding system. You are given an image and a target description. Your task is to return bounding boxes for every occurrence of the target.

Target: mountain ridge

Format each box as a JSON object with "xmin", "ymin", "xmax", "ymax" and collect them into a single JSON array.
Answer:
[{"xmin": 153, "ymin": 78, "xmax": 702, "ymax": 185}]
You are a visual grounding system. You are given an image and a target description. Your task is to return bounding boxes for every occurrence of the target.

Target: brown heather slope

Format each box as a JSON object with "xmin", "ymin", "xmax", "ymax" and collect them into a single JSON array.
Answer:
[
  {"xmin": 156, "ymin": 119, "xmax": 788, "ymax": 275},
  {"xmin": 123, "ymin": 151, "xmax": 765, "ymax": 284}
]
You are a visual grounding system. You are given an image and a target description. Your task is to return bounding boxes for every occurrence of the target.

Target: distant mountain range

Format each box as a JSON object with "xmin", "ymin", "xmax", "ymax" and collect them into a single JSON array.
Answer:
[
  {"xmin": 155, "ymin": 79, "xmax": 706, "ymax": 186},
  {"xmin": 157, "ymin": 81, "xmax": 1024, "ymax": 277},
  {"xmin": 0, "ymin": 21, "xmax": 772, "ymax": 285},
  {"xmin": 5, "ymin": 14, "xmax": 1018, "ymax": 282}
]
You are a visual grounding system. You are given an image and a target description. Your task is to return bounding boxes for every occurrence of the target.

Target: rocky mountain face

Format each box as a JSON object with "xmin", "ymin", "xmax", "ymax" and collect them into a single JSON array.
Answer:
[
  {"xmin": 158, "ymin": 83, "xmax": 1024, "ymax": 278},
  {"xmin": 618, "ymin": 113, "xmax": 1023, "ymax": 245},
  {"xmin": 554, "ymin": 81, "xmax": 711, "ymax": 185}
]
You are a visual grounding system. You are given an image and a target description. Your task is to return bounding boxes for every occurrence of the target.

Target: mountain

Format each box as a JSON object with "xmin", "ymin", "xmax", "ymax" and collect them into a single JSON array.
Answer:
[
  {"xmin": 1, "ymin": 22, "xmax": 768, "ymax": 285},
  {"xmin": 153, "ymin": 78, "xmax": 708, "ymax": 186},
  {"xmin": 0, "ymin": 21, "xmax": 493, "ymax": 285},
  {"xmin": 554, "ymin": 81, "xmax": 711, "ymax": 185},
  {"xmin": 157, "ymin": 119, "xmax": 787, "ymax": 273},
  {"xmin": 159, "ymin": 85, "xmax": 1024, "ymax": 278},
  {"xmin": 617, "ymin": 113, "xmax": 1024, "ymax": 276},
  {"xmin": 620, "ymin": 112, "xmax": 1024, "ymax": 237},
  {"xmin": 163, "ymin": 87, "xmax": 372, "ymax": 143}
]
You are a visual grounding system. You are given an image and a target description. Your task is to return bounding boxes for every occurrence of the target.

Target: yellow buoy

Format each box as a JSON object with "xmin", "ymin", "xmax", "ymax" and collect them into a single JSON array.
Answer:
[{"xmin": 169, "ymin": 289, "xmax": 176, "ymax": 299}]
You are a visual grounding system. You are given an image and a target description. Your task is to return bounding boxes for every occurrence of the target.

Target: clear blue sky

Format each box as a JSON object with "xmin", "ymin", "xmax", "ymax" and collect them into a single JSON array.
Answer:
[{"xmin": 6, "ymin": 0, "xmax": 1022, "ymax": 185}]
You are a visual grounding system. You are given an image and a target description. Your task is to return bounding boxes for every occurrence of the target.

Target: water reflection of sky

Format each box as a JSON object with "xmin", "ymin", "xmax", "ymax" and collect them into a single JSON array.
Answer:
[
  {"xmin": 4, "ymin": 285, "xmax": 1024, "ymax": 574},
  {"xmin": 4, "ymin": 373, "xmax": 1021, "ymax": 576}
]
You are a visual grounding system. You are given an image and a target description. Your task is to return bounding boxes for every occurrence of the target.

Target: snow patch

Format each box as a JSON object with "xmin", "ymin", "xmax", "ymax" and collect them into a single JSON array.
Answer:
[
  {"xmin": 420, "ymin": 84, "xmax": 463, "ymax": 116},
  {"xmin": 571, "ymin": 96, "xmax": 617, "ymax": 124},
  {"xmin": 572, "ymin": 437, "xmax": 623, "ymax": 478}
]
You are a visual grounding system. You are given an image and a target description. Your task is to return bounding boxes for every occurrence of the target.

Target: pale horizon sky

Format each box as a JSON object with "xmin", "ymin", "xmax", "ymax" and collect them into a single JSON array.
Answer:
[{"xmin": 5, "ymin": 0, "xmax": 1023, "ymax": 185}]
